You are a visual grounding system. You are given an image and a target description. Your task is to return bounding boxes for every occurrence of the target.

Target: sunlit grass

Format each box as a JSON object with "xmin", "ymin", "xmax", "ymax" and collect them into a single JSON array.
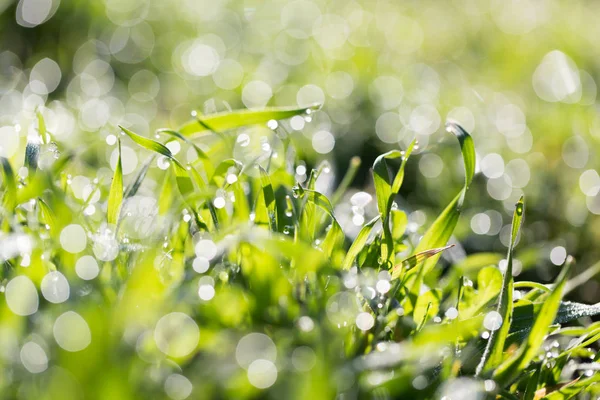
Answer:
[{"xmin": 1, "ymin": 107, "xmax": 600, "ymax": 399}]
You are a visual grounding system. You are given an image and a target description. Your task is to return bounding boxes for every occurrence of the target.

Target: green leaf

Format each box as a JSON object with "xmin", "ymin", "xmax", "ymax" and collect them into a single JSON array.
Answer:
[
  {"xmin": 36, "ymin": 109, "xmax": 47, "ymax": 144},
  {"xmin": 24, "ymin": 135, "xmax": 40, "ymax": 175},
  {"xmin": 411, "ymin": 122, "xmax": 475, "ymax": 273},
  {"xmin": 330, "ymin": 156, "xmax": 361, "ymax": 206},
  {"xmin": 298, "ymin": 188, "xmax": 344, "ymax": 258},
  {"xmin": 341, "ymin": 215, "xmax": 380, "ymax": 270},
  {"xmin": 541, "ymin": 372, "xmax": 600, "ymax": 399},
  {"xmin": 157, "ymin": 128, "xmax": 214, "ymax": 177},
  {"xmin": 120, "ymin": 126, "xmax": 176, "ymax": 160},
  {"xmin": 0, "ymin": 157, "xmax": 17, "ymax": 210},
  {"xmin": 476, "ymin": 196, "xmax": 525, "ymax": 376},
  {"xmin": 414, "ymin": 289, "xmax": 441, "ymax": 328},
  {"xmin": 494, "ymin": 256, "xmax": 574, "ymax": 386},
  {"xmin": 120, "ymin": 125, "xmax": 194, "ymax": 199},
  {"xmin": 178, "ymin": 104, "xmax": 320, "ymax": 136},
  {"xmin": 124, "ymin": 155, "xmax": 155, "ymax": 199},
  {"xmin": 523, "ymin": 364, "xmax": 542, "ymax": 400},
  {"xmin": 392, "ymin": 245, "xmax": 454, "ymax": 280},
  {"xmin": 37, "ymin": 197, "xmax": 56, "ymax": 234},
  {"xmin": 259, "ymin": 167, "xmax": 278, "ymax": 232},
  {"xmin": 107, "ymin": 139, "xmax": 123, "ymax": 225},
  {"xmin": 402, "ymin": 122, "xmax": 476, "ymax": 312},
  {"xmin": 372, "ymin": 140, "xmax": 415, "ymax": 265},
  {"xmin": 460, "ymin": 265, "xmax": 503, "ymax": 319}
]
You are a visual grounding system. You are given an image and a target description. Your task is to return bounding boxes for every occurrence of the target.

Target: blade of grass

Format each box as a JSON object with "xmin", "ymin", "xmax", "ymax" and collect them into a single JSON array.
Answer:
[
  {"xmin": 392, "ymin": 245, "xmax": 454, "ymax": 280},
  {"xmin": 403, "ymin": 122, "xmax": 475, "ymax": 311},
  {"xmin": 107, "ymin": 139, "xmax": 123, "ymax": 225},
  {"xmin": 120, "ymin": 125, "xmax": 194, "ymax": 200},
  {"xmin": 24, "ymin": 135, "xmax": 40, "ymax": 175},
  {"xmin": 341, "ymin": 215, "xmax": 380, "ymax": 270},
  {"xmin": 372, "ymin": 140, "xmax": 415, "ymax": 266},
  {"xmin": 37, "ymin": 197, "xmax": 56, "ymax": 234},
  {"xmin": 330, "ymin": 156, "xmax": 361, "ymax": 206},
  {"xmin": 259, "ymin": 166, "xmax": 278, "ymax": 232},
  {"xmin": 178, "ymin": 104, "xmax": 320, "ymax": 136},
  {"xmin": 156, "ymin": 128, "xmax": 215, "ymax": 177},
  {"xmin": 494, "ymin": 256, "xmax": 574, "ymax": 386},
  {"xmin": 1, "ymin": 157, "xmax": 17, "ymax": 210},
  {"xmin": 123, "ymin": 155, "xmax": 155, "ymax": 199},
  {"xmin": 476, "ymin": 196, "xmax": 525, "ymax": 376}
]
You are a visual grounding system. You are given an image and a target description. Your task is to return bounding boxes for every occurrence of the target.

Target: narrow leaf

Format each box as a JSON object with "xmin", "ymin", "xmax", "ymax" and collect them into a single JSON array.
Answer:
[
  {"xmin": 259, "ymin": 166, "xmax": 278, "ymax": 232},
  {"xmin": 476, "ymin": 196, "xmax": 525, "ymax": 376},
  {"xmin": 341, "ymin": 215, "xmax": 380, "ymax": 269},
  {"xmin": 372, "ymin": 141, "xmax": 415, "ymax": 265},
  {"xmin": 179, "ymin": 104, "xmax": 320, "ymax": 136},
  {"xmin": 107, "ymin": 139, "xmax": 123, "ymax": 225},
  {"xmin": 392, "ymin": 245, "xmax": 454, "ymax": 279},
  {"xmin": 0, "ymin": 157, "xmax": 17, "ymax": 210},
  {"xmin": 494, "ymin": 256, "xmax": 574, "ymax": 386}
]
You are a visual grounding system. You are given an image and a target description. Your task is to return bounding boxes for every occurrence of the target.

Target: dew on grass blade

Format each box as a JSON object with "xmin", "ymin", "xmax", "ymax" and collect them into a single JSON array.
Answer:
[
  {"xmin": 92, "ymin": 226, "xmax": 119, "ymax": 261},
  {"xmin": 483, "ymin": 311, "xmax": 502, "ymax": 331}
]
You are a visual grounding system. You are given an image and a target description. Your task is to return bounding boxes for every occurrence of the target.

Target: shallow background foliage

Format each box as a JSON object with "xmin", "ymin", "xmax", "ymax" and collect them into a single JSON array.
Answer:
[{"xmin": 1, "ymin": 0, "xmax": 600, "ymax": 399}]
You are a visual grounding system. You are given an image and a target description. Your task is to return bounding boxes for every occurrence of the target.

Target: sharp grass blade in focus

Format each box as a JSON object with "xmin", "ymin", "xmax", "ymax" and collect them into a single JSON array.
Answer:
[
  {"xmin": 494, "ymin": 256, "xmax": 574, "ymax": 386},
  {"xmin": 372, "ymin": 140, "xmax": 415, "ymax": 266},
  {"xmin": 403, "ymin": 122, "xmax": 475, "ymax": 311},
  {"xmin": 178, "ymin": 104, "xmax": 320, "ymax": 136},
  {"xmin": 476, "ymin": 196, "xmax": 525, "ymax": 376}
]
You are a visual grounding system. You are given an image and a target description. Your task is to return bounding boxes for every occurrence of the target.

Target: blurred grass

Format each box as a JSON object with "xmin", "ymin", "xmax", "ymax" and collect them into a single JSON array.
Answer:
[{"xmin": 2, "ymin": 0, "xmax": 600, "ymax": 398}]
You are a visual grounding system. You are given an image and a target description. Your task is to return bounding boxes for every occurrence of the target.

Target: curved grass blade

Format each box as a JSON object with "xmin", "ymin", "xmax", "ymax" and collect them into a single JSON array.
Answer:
[
  {"xmin": 259, "ymin": 166, "xmax": 278, "ymax": 232},
  {"xmin": 120, "ymin": 126, "xmax": 181, "ymax": 166},
  {"xmin": 37, "ymin": 197, "xmax": 56, "ymax": 234},
  {"xmin": 0, "ymin": 157, "xmax": 17, "ymax": 210},
  {"xmin": 331, "ymin": 156, "xmax": 361, "ymax": 206},
  {"xmin": 403, "ymin": 122, "xmax": 475, "ymax": 311},
  {"xmin": 120, "ymin": 125, "xmax": 193, "ymax": 198},
  {"xmin": 24, "ymin": 135, "xmax": 40, "ymax": 175},
  {"xmin": 373, "ymin": 141, "xmax": 415, "ymax": 266},
  {"xmin": 156, "ymin": 128, "xmax": 214, "ymax": 177},
  {"xmin": 297, "ymin": 188, "xmax": 343, "ymax": 258},
  {"xmin": 476, "ymin": 196, "xmax": 524, "ymax": 376},
  {"xmin": 541, "ymin": 373, "xmax": 600, "ymax": 400},
  {"xmin": 392, "ymin": 245, "xmax": 454, "ymax": 280},
  {"xmin": 36, "ymin": 109, "xmax": 48, "ymax": 144},
  {"xmin": 107, "ymin": 139, "xmax": 123, "ymax": 225},
  {"xmin": 124, "ymin": 155, "xmax": 155, "ymax": 199},
  {"xmin": 494, "ymin": 256, "xmax": 574, "ymax": 386},
  {"xmin": 412, "ymin": 122, "xmax": 475, "ymax": 273},
  {"xmin": 341, "ymin": 215, "xmax": 380, "ymax": 270},
  {"xmin": 178, "ymin": 104, "xmax": 320, "ymax": 136}
]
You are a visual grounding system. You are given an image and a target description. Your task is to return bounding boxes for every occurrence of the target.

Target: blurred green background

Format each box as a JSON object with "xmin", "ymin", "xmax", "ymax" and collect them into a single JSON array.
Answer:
[
  {"xmin": 2, "ymin": 0, "xmax": 600, "ymax": 397},
  {"xmin": 3, "ymin": 0, "xmax": 599, "ymax": 294}
]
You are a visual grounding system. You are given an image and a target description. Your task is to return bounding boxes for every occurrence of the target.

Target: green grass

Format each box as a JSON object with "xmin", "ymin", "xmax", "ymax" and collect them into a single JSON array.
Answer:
[{"xmin": 1, "ymin": 107, "xmax": 600, "ymax": 400}]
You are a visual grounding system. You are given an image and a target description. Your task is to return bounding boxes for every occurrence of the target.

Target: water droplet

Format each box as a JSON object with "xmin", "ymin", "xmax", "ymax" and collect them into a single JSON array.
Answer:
[
  {"xmin": 237, "ymin": 134, "xmax": 250, "ymax": 147},
  {"xmin": 483, "ymin": 311, "xmax": 503, "ymax": 331},
  {"xmin": 267, "ymin": 119, "xmax": 278, "ymax": 130}
]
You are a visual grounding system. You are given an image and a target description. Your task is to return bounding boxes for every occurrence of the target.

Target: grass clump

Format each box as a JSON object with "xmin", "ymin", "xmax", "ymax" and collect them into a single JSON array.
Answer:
[{"xmin": 1, "ymin": 106, "xmax": 600, "ymax": 400}]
